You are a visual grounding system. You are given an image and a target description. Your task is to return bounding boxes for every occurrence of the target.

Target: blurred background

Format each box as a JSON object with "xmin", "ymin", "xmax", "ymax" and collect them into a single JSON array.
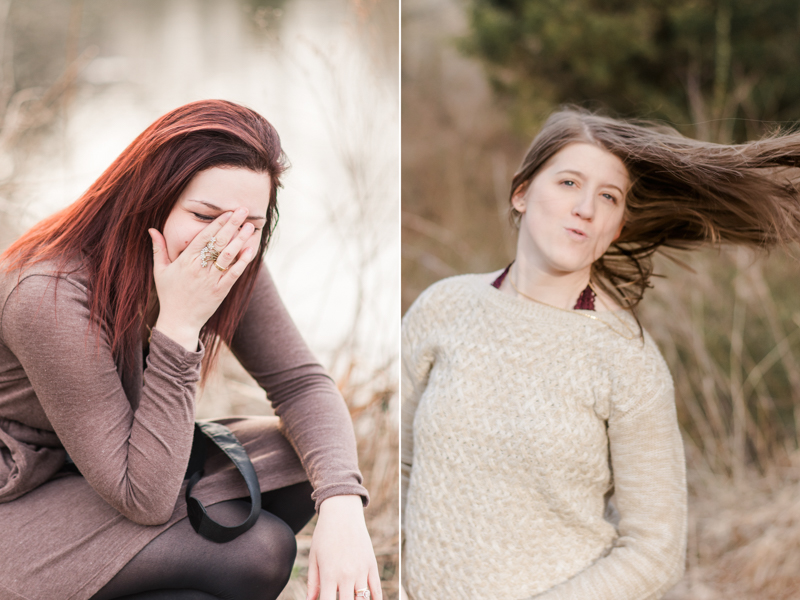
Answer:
[
  {"xmin": 403, "ymin": 0, "xmax": 800, "ymax": 598},
  {"xmin": 0, "ymin": 0, "xmax": 399, "ymax": 598}
]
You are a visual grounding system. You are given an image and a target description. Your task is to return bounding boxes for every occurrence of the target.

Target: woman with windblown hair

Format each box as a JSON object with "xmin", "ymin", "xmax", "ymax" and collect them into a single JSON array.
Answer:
[
  {"xmin": 401, "ymin": 108, "xmax": 800, "ymax": 599},
  {"xmin": 0, "ymin": 100, "xmax": 381, "ymax": 600}
]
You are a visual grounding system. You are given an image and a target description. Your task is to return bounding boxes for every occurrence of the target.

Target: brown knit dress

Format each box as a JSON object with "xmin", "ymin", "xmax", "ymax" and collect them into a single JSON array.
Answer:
[{"xmin": 0, "ymin": 259, "xmax": 367, "ymax": 600}]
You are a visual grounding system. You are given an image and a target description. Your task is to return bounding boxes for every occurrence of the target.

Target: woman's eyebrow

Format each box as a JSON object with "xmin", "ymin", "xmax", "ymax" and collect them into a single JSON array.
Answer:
[
  {"xmin": 555, "ymin": 170, "xmax": 625, "ymax": 195},
  {"xmin": 187, "ymin": 199, "xmax": 267, "ymax": 222}
]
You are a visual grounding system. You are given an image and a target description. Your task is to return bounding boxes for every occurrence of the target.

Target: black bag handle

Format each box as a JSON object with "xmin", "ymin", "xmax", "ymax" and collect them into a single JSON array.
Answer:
[{"xmin": 184, "ymin": 422, "xmax": 262, "ymax": 543}]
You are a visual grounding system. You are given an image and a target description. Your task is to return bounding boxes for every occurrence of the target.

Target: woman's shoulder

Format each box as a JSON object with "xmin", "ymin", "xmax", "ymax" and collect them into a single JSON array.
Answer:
[
  {"xmin": 604, "ymin": 322, "xmax": 674, "ymax": 415},
  {"xmin": 410, "ymin": 272, "xmax": 495, "ymax": 304},
  {"xmin": 403, "ymin": 273, "xmax": 491, "ymax": 320},
  {"xmin": 0, "ymin": 256, "xmax": 90, "ymax": 325},
  {"xmin": 599, "ymin": 314, "xmax": 668, "ymax": 365}
]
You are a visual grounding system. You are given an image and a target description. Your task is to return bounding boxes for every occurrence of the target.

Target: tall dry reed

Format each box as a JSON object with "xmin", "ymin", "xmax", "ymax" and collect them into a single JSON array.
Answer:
[{"xmin": 642, "ymin": 249, "xmax": 800, "ymax": 599}]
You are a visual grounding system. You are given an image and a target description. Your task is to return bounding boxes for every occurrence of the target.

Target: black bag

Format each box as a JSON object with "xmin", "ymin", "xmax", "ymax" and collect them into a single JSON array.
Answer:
[{"xmin": 184, "ymin": 421, "xmax": 261, "ymax": 543}]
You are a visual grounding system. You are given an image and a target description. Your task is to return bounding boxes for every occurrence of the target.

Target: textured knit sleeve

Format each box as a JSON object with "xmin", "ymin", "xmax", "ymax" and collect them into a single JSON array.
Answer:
[
  {"xmin": 531, "ymin": 339, "xmax": 687, "ymax": 600},
  {"xmin": 0, "ymin": 274, "xmax": 202, "ymax": 526},
  {"xmin": 229, "ymin": 265, "xmax": 367, "ymax": 511},
  {"xmin": 400, "ymin": 286, "xmax": 438, "ymax": 525}
]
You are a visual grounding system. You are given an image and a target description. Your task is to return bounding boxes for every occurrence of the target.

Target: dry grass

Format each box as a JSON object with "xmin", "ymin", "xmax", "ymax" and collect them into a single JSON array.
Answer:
[
  {"xmin": 641, "ymin": 249, "xmax": 800, "ymax": 599},
  {"xmin": 665, "ymin": 467, "xmax": 800, "ymax": 600}
]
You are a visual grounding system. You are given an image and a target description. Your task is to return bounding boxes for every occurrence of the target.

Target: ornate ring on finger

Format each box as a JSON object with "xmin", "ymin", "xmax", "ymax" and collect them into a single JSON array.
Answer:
[
  {"xmin": 200, "ymin": 237, "xmax": 220, "ymax": 268},
  {"xmin": 355, "ymin": 589, "xmax": 370, "ymax": 599}
]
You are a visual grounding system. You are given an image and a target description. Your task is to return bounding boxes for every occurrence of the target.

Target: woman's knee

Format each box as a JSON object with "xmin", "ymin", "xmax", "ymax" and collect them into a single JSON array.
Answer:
[
  {"xmin": 173, "ymin": 507, "xmax": 298, "ymax": 600},
  {"xmin": 95, "ymin": 502, "xmax": 299, "ymax": 600},
  {"xmin": 233, "ymin": 511, "xmax": 297, "ymax": 594}
]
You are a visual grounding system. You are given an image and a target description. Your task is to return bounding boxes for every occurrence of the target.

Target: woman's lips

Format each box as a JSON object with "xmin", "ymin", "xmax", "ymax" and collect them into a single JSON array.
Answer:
[{"xmin": 565, "ymin": 227, "xmax": 588, "ymax": 240}]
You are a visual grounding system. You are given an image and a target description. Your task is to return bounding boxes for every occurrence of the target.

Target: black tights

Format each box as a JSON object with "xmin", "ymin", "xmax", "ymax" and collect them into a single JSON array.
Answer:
[{"xmin": 91, "ymin": 481, "xmax": 316, "ymax": 600}]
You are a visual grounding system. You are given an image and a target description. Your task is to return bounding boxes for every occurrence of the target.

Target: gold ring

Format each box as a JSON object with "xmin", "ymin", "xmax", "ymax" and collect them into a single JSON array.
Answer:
[
  {"xmin": 355, "ymin": 589, "xmax": 370, "ymax": 599},
  {"xmin": 213, "ymin": 261, "xmax": 228, "ymax": 272}
]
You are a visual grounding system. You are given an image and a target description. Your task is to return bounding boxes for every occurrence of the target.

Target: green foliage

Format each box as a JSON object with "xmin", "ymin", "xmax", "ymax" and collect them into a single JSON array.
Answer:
[{"xmin": 461, "ymin": 0, "xmax": 800, "ymax": 141}]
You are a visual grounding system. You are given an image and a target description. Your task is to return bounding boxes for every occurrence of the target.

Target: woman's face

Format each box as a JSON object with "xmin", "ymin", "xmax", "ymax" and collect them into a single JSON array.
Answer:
[
  {"xmin": 512, "ymin": 142, "xmax": 628, "ymax": 277},
  {"xmin": 162, "ymin": 167, "xmax": 271, "ymax": 262}
]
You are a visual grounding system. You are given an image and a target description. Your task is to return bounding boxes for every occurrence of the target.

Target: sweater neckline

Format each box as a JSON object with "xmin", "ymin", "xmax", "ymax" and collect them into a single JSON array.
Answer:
[{"xmin": 466, "ymin": 273, "xmax": 637, "ymax": 332}]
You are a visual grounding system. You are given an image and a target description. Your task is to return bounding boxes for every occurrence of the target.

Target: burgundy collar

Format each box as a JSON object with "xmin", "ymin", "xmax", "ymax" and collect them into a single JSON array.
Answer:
[{"xmin": 491, "ymin": 263, "xmax": 595, "ymax": 311}]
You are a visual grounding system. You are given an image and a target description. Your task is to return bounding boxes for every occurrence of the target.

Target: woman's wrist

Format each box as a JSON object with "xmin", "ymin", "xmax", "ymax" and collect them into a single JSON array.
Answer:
[
  {"xmin": 152, "ymin": 317, "xmax": 200, "ymax": 352},
  {"xmin": 318, "ymin": 494, "xmax": 365, "ymax": 517},
  {"xmin": 308, "ymin": 494, "xmax": 380, "ymax": 600}
]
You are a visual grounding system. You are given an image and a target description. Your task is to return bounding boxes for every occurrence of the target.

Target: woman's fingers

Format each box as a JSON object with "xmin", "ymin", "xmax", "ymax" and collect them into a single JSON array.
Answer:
[
  {"xmin": 352, "ymin": 577, "xmax": 369, "ymax": 600},
  {"xmin": 148, "ymin": 229, "xmax": 170, "ymax": 269},
  {"xmin": 353, "ymin": 566, "xmax": 381, "ymax": 600},
  {"xmin": 319, "ymin": 582, "xmax": 340, "ymax": 600},
  {"xmin": 212, "ymin": 222, "xmax": 255, "ymax": 270},
  {"xmin": 218, "ymin": 247, "xmax": 255, "ymax": 284},
  {"xmin": 183, "ymin": 209, "xmax": 235, "ymax": 257},
  {"xmin": 306, "ymin": 552, "xmax": 321, "ymax": 600},
  {"xmin": 206, "ymin": 207, "xmax": 249, "ymax": 256},
  {"xmin": 367, "ymin": 566, "xmax": 383, "ymax": 600}
]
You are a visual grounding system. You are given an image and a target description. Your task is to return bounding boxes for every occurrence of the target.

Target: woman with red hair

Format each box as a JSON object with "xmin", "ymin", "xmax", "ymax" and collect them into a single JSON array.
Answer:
[{"xmin": 0, "ymin": 100, "xmax": 380, "ymax": 600}]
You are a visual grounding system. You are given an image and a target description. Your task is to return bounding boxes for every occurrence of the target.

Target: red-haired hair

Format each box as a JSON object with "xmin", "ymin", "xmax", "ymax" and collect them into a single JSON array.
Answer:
[{"xmin": 1, "ymin": 99, "xmax": 288, "ymax": 378}]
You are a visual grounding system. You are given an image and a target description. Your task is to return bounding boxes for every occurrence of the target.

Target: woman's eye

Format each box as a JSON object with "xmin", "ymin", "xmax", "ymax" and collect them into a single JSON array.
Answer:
[
  {"xmin": 602, "ymin": 193, "xmax": 618, "ymax": 204},
  {"xmin": 192, "ymin": 213, "xmax": 215, "ymax": 222},
  {"xmin": 562, "ymin": 180, "xmax": 575, "ymax": 187}
]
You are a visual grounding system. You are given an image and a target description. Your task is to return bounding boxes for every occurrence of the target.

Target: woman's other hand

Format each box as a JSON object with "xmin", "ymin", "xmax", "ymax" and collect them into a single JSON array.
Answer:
[
  {"xmin": 148, "ymin": 207, "xmax": 257, "ymax": 350},
  {"xmin": 307, "ymin": 495, "xmax": 382, "ymax": 600}
]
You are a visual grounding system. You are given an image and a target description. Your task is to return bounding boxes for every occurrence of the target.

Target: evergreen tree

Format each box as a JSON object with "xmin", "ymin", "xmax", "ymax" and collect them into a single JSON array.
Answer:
[{"xmin": 462, "ymin": 0, "xmax": 800, "ymax": 141}]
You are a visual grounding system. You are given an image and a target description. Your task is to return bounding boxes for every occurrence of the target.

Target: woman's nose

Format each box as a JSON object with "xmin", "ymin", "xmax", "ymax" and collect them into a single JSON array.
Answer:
[{"xmin": 572, "ymin": 193, "xmax": 595, "ymax": 220}]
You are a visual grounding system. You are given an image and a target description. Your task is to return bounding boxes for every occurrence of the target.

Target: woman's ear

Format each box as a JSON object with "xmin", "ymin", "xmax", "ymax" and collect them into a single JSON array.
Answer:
[{"xmin": 511, "ymin": 182, "xmax": 530, "ymax": 214}]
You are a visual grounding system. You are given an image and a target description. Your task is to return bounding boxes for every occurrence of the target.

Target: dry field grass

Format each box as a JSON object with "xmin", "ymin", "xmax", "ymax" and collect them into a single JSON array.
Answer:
[
  {"xmin": 645, "ymin": 250, "xmax": 800, "ymax": 600},
  {"xmin": 665, "ymin": 467, "xmax": 800, "ymax": 600}
]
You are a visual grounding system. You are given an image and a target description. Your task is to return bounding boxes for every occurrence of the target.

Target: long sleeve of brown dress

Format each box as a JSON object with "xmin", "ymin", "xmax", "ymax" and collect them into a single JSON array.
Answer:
[{"xmin": 0, "ymin": 260, "xmax": 367, "ymax": 600}]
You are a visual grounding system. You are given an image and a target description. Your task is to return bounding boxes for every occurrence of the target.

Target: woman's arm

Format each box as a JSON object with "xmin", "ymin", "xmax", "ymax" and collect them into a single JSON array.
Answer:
[
  {"xmin": 1, "ymin": 274, "xmax": 201, "ymax": 525},
  {"xmin": 0, "ymin": 211, "xmax": 256, "ymax": 525},
  {"xmin": 228, "ymin": 265, "xmax": 379, "ymax": 600},
  {"xmin": 530, "ymin": 354, "xmax": 687, "ymax": 600},
  {"xmin": 228, "ymin": 265, "xmax": 367, "ymax": 507},
  {"xmin": 399, "ymin": 287, "xmax": 439, "ymax": 524},
  {"xmin": 399, "ymin": 295, "xmax": 438, "ymax": 600}
]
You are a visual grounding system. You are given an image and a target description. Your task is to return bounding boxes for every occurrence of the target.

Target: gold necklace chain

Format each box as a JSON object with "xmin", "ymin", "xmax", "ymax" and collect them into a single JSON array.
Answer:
[{"xmin": 507, "ymin": 269, "xmax": 638, "ymax": 340}]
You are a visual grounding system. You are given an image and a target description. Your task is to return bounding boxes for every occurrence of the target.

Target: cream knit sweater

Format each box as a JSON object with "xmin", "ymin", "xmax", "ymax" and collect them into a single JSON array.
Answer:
[{"xmin": 401, "ymin": 275, "xmax": 687, "ymax": 600}]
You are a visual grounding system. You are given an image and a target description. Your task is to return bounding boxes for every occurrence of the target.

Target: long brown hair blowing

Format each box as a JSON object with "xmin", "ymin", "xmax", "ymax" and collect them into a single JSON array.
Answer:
[
  {"xmin": 1, "ymin": 99, "xmax": 288, "ymax": 378},
  {"xmin": 511, "ymin": 107, "xmax": 800, "ymax": 314}
]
